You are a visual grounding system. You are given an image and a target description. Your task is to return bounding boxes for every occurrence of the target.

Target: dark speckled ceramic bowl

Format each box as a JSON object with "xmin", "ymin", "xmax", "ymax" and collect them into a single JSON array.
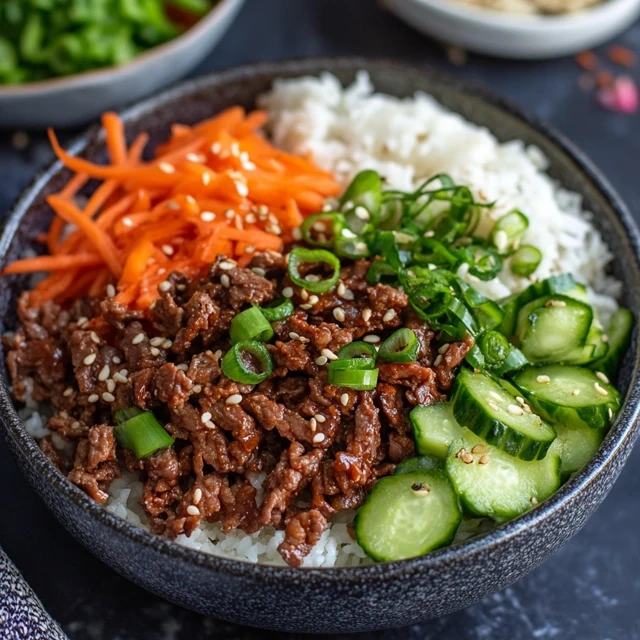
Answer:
[{"xmin": 1, "ymin": 59, "xmax": 639, "ymax": 634}]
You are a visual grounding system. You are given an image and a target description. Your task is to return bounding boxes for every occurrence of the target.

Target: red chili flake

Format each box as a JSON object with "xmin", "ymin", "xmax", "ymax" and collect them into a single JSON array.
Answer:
[
  {"xmin": 597, "ymin": 76, "xmax": 639, "ymax": 114},
  {"xmin": 607, "ymin": 45, "xmax": 636, "ymax": 69},
  {"xmin": 595, "ymin": 71, "xmax": 614, "ymax": 89},
  {"xmin": 575, "ymin": 50, "xmax": 598, "ymax": 71}
]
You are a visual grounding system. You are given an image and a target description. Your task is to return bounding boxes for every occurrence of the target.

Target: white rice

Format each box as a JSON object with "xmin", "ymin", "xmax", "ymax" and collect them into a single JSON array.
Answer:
[{"xmin": 28, "ymin": 73, "xmax": 622, "ymax": 567}]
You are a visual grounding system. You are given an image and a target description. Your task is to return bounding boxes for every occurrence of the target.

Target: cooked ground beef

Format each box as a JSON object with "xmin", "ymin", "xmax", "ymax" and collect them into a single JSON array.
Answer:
[{"xmin": 5, "ymin": 252, "xmax": 472, "ymax": 567}]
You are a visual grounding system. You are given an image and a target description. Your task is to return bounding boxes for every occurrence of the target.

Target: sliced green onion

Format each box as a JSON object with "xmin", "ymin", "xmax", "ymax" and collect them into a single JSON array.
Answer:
[
  {"xmin": 329, "ymin": 357, "xmax": 377, "ymax": 373},
  {"xmin": 379, "ymin": 328, "xmax": 419, "ymax": 362},
  {"xmin": 511, "ymin": 245, "xmax": 542, "ymax": 277},
  {"xmin": 339, "ymin": 170, "xmax": 383, "ymax": 217},
  {"xmin": 288, "ymin": 247, "xmax": 340, "ymax": 294},
  {"xmin": 479, "ymin": 330, "xmax": 510, "ymax": 365},
  {"xmin": 300, "ymin": 212, "xmax": 345, "ymax": 248},
  {"xmin": 229, "ymin": 307, "xmax": 274, "ymax": 344},
  {"xmin": 338, "ymin": 341, "xmax": 379, "ymax": 360},
  {"xmin": 222, "ymin": 340, "xmax": 273, "ymax": 384},
  {"xmin": 491, "ymin": 209, "xmax": 529, "ymax": 254},
  {"xmin": 328, "ymin": 367, "xmax": 379, "ymax": 390},
  {"xmin": 258, "ymin": 298, "xmax": 294, "ymax": 323},
  {"xmin": 114, "ymin": 410, "xmax": 174, "ymax": 460}
]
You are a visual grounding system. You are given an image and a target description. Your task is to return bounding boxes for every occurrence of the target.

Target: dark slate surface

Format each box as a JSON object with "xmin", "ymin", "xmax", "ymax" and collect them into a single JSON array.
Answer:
[{"xmin": 1, "ymin": 0, "xmax": 640, "ymax": 638}]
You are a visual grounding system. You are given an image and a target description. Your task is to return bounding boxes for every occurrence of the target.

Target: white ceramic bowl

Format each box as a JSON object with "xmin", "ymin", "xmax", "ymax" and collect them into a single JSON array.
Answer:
[
  {"xmin": 0, "ymin": 0, "xmax": 245, "ymax": 129},
  {"xmin": 382, "ymin": 0, "xmax": 640, "ymax": 59}
]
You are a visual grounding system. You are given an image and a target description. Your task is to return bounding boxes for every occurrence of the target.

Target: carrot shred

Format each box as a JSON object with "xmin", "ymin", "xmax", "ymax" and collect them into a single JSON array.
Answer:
[{"xmin": 13, "ymin": 107, "xmax": 339, "ymax": 308}]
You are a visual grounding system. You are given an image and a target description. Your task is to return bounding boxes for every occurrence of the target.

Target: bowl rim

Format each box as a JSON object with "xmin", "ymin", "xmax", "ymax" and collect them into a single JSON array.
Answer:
[
  {"xmin": 386, "ymin": 0, "xmax": 640, "ymax": 28},
  {"xmin": 2, "ymin": 56, "xmax": 640, "ymax": 583},
  {"xmin": 0, "ymin": 0, "xmax": 245, "ymax": 97}
]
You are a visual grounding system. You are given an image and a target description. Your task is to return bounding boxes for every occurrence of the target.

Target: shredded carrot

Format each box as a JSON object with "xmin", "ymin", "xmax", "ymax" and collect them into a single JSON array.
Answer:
[{"xmin": 9, "ymin": 109, "xmax": 339, "ymax": 309}]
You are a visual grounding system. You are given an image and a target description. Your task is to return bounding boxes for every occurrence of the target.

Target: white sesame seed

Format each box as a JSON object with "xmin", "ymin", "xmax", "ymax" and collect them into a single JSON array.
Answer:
[
  {"xmin": 596, "ymin": 371, "xmax": 610, "ymax": 384},
  {"xmin": 177, "ymin": 364, "xmax": 188, "ymax": 371},
  {"xmin": 158, "ymin": 162, "xmax": 175, "ymax": 174},
  {"xmin": 220, "ymin": 274, "xmax": 231, "ymax": 288},
  {"xmin": 312, "ymin": 433, "xmax": 325, "ymax": 444},
  {"xmin": 102, "ymin": 392, "xmax": 115, "ymax": 403},
  {"xmin": 214, "ymin": 350, "xmax": 223, "ymax": 360},
  {"xmin": 309, "ymin": 295, "xmax": 319, "ymax": 305},
  {"xmin": 112, "ymin": 356, "xmax": 121, "ymax": 364},
  {"xmin": 354, "ymin": 206, "xmax": 370, "ymax": 221},
  {"xmin": 493, "ymin": 229, "xmax": 508, "ymax": 253},
  {"xmin": 201, "ymin": 412, "xmax": 212, "ymax": 424},
  {"xmin": 508, "ymin": 404, "xmax": 524, "ymax": 416},
  {"xmin": 315, "ymin": 356, "xmax": 328, "ymax": 366},
  {"xmin": 299, "ymin": 303, "xmax": 313, "ymax": 310},
  {"xmin": 289, "ymin": 332, "xmax": 300, "ymax": 340},
  {"xmin": 90, "ymin": 331, "xmax": 100, "ymax": 344},
  {"xmin": 488, "ymin": 401, "xmax": 501, "ymax": 412},
  {"xmin": 236, "ymin": 182, "xmax": 249, "ymax": 197},
  {"xmin": 161, "ymin": 244, "xmax": 174, "ymax": 256},
  {"xmin": 200, "ymin": 211, "xmax": 216, "ymax": 222},
  {"xmin": 363, "ymin": 335, "xmax": 380, "ymax": 344},
  {"xmin": 59, "ymin": 411, "xmax": 69, "ymax": 419},
  {"xmin": 594, "ymin": 382, "xmax": 608, "ymax": 396},
  {"xmin": 106, "ymin": 284, "xmax": 116, "ymax": 298},
  {"xmin": 71, "ymin": 421, "xmax": 81, "ymax": 430},
  {"xmin": 63, "ymin": 387, "xmax": 74, "ymax": 397},
  {"xmin": 341, "ymin": 228, "xmax": 357, "ymax": 239},
  {"xmin": 83, "ymin": 353, "xmax": 96, "ymax": 366},
  {"xmin": 489, "ymin": 391, "xmax": 503, "ymax": 403},
  {"xmin": 150, "ymin": 337, "xmax": 164, "ymax": 347},
  {"xmin": 362, "ymin": 308, "xmax": 372, "ymax": 323},
  {"xmin": 192, "ymin": 384, "xmax": 202, "ymax": 394},
  {"xmin": 572, "ymin": 389, "xmax": 580, "ymax": 396},
  {"xmin": 282, "ymin": 287, "xmax": 294, "ymax": 298},
  {"xmin": 88, "ymin": 394, "xmax": 99, "ymax": 403},
  {"xmin": 226, "ymin": 394, "xmax": 243, "ymax": 405},
  {"xmin": 609, "ymin": 407, "xmax": 613, "ymax": 419},
  {"xmin": 434, "ymin": 355, "xmax": 443, "ymax": 367},
  {"xmin": 315, "ymin": 414, "xmax": 326, "ymax": 423},
  {"xmin": 211, "ymin": 142, "xmax": 221, "ymax": 154},
  {"xmin": 321, "ymin": 348, "xmax": 338, "ymax": 361},
  {"xmin": 333, "ymin": 308, "xmax": 346, "ymax": 322},
  {"xmin": 536, "ymin": 375, "xmax": 551, "ymax": 384},
  {"xmin": 340, "ymin": 393, "xmax": 349, "ymax": 406},
  {"xmin": 186, "ymin": 153, "xmax": 203, "ymax": 163},
  {"xmin": 77, "ymin": 316, "xmax": 88, "ymax": 327},
  {"xmin": 305, "ymin": 274, "xmax": 320, "ymax": 283},
  {"xmin": 383, "ymin": 309, "xmax": 396, "ymax": 323},
  {"xmin": 159, "ymin": 280, "xmax": 172, "ymax": 293},
  {"xmin": 106, "ymin": 379, "xmax": 116, "ymax": 393},
  {"xmin": 162, "ymin": 340, "xmax": 172, "ymax": 350},
  {"xmin": 186, "ymin": 505, "xmax": 200, "ymax": 517},
  {"xmin": 132, "ymin": 333, "xmax": 145, "ymax": 345},
  {"xmin": 337, "ymin": 282, "xmax": 346, "ymax": 297},
  {"xmin": 515, "ymin": 396, "xmax": 525, "ymax": 406},
  {"xmin": 310, "ymin": 417, "xmax": 317, "ymax": 432},
  {"xmin": 342, "ymin": 289, "xmax": 355, "ymax": 301},
  {"xmin": 113, "ymin": 372, "xmax": 128, "ymax": 384},
  {"xmin": 438, "ymin": 343, "xmax": 451, "ymax": 355},
  {"xmin": 193, "ymin": 488, "xmax": 203, "ymax": 505},
  {"xmin": 150, "ymin": 347, "xmax": 160, "ymax": 356},
  {"xmin": 300, "ymin": 289, "xmax": 309, "ymax": 301},
  {"xmin": 219, "ymin": 260, "xmax": 235, "ymax": 270},
  {"xmin": 98, "ymin": 365, "xmax": 110, "ymax": 381},
  {"xmin": 204, "ymin": 420, "xmax": 216, "ymax": 430},
  {"xmin": 424, "ymin": 230, "xmax": 435, "ymax": 238},
  {"xmin": 252, "ymin": 267, "xmax": 266, "ymax": 277}
]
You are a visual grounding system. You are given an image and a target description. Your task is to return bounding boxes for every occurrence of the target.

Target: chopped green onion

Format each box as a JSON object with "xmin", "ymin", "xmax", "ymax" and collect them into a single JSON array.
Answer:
[
  {"xmin": 339, "ymin": 170, "xmax": 383, "ymax": 218},
  {"xmin": 258, "ymin": 298, "xmax": 294, "ymax": 323},
  {"xmin": 511, "ymin": 245, "xmax": 542, "ymax": 277},
  {"xmin": 229, "ymin": 307, "xmax": 274, "ymax": 344},
  {"xmin": 300, "ymin": 212, "xmax": 345, "ymax": 248},
  {"xmin": 338, "ymin": 341, "xmax": 378, "ymax": 360},
  {"xmin": 287, "ymin": 247, "xmax": 340, "ymax": 294},
  {"xmin": 222, "ymin": 340, "xmax": 273, "ymax": 384},
  {"xmin": 479, "ymin": 331, "xmax": 510, "ymax": 365},
  {"xmin": 328, "ymin": 367, "xmax": 379, "ymax": 390},
  {"xmin": 114, "ymin": 410, "xmax": 174, "ymax": 460},
  {"xmin": 490, "ymin": 209, "xmax": 529, "ymax": 254},
  {"xmin": 329, "ymin": 357, "xmax": 377, "ymax": 373},
  {"xmin": 366, "ymin": 260, "xmax": 398, "ymax": 284},
  {"xmin": 379, "ymin": 328, "xmax": 419, "ymax": 362}
]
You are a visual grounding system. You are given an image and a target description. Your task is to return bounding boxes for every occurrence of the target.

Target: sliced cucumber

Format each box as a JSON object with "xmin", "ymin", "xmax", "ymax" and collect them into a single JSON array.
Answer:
[
  {"xmin": 516, "ymin": 295, "xmax": 593, "ymax": 364},
  {"xmin": 451, "ymin": 369, "xmax": 556, "ymax": 461},
  {"xmin": 553, "ymin": 422, "xmax": 605, "ymax": 478},
  {"xmin": 394, "ymin": 455, "xmax": 441, "ymax": 475},
  {"xmin": 445, "ymin": 428, "xmax": 561, "ymax": 522},
  {"xmin": 411, "ymin": 402, "xmax": 462, "ymax": 460},
  {"xmin": 497, "ymin": 293, "xmax": 519, "ymax": 338},
  {"xmin": 354, "ymin": 469, "xmax": 462, "ymax": 561},
  {"xmin": 512, "ymin": 365, "xmax": 620, "ymax": 431},
  {"xmin": 589, "ymin": 308, "xmax": 634, "ymax": 379}
]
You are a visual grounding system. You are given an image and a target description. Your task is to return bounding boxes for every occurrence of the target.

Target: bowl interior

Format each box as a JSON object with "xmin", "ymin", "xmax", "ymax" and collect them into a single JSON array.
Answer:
[{"xmin": 1, "ymin": 58, "xmax": 639, "ymax": 578}]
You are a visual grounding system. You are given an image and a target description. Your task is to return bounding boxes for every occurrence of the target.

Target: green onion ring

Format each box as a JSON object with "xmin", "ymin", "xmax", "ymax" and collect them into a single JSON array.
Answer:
[
  {"xmin": 378, "ymin": 328, "xmax": 419, "ymax": 362},
  {"xmin": 229, "ymin": 307, "xmax": 274, "ymax": 344},
  {"xmin": 258, "ymin": 298, "xmax": 294, "ymax": 323},
  {"xmin": 287, "ymin": 247, "xmax": 341, "ymax": 294},
  {"xmin": 327, "ymin": 367, "xmax": 379, "ymax": 390},
  {"xmin": 337, "ymin": 341, "xmax": 379, "ymax": 360},
  {"xmin": 114, "ymin": 409, "xmax": 175, "ymax": 460},
  {"xmin": 222, "ymin": 340, "xmax": 273, "ymax": 385}
]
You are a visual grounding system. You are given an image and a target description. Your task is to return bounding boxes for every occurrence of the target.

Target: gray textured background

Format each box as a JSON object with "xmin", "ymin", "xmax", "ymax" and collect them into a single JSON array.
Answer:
[{"xmin": 1, "ymin": 0, "xmax": 640, "ymax": 638}]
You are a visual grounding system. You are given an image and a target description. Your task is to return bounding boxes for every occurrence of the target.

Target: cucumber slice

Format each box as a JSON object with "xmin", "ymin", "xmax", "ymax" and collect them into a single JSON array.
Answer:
[
  {"xmin": 451, "ymin": 369, "xmax": 556, "ymax": 461},
  {"xmin": 512, "ymin": 365, "xmax": 621, "ymax": 431},
  {"xmin": 516, "ymin": 295, "xmax": 593, "ymax": 364},
  {"xmin": 394, "ymin": 455, "xmax": 441, "ymax": 475},
  {"xmin": 589, "ymin": 308, "xmax": 634, "ymax": 379},
  {"xmin": 445, "ymin": 428, "xmax": 561, "ymax": 522},
  {"xmin": 553, "ymin": 422, "xmax": 604, "ymax": 478},
  {"xmin": 354, "ymin": 469, "xmax": 462, "ymax": 561},
  {"xmin": 411, "ymin": 402, "xmax": 462, "ymax": 460},
  {"xmin": 515, "ymin": 274, "xmax": 578, "ymax": 309},
  {"xmin": 497, "ymin": 293, "xmax": 519, "ymax": 338}
]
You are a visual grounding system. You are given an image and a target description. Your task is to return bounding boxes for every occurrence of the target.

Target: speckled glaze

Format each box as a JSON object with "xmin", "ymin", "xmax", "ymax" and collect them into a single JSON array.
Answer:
[{"xmin": 0, "ymin": 59, "xmax": 639, "ymax": 634}]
